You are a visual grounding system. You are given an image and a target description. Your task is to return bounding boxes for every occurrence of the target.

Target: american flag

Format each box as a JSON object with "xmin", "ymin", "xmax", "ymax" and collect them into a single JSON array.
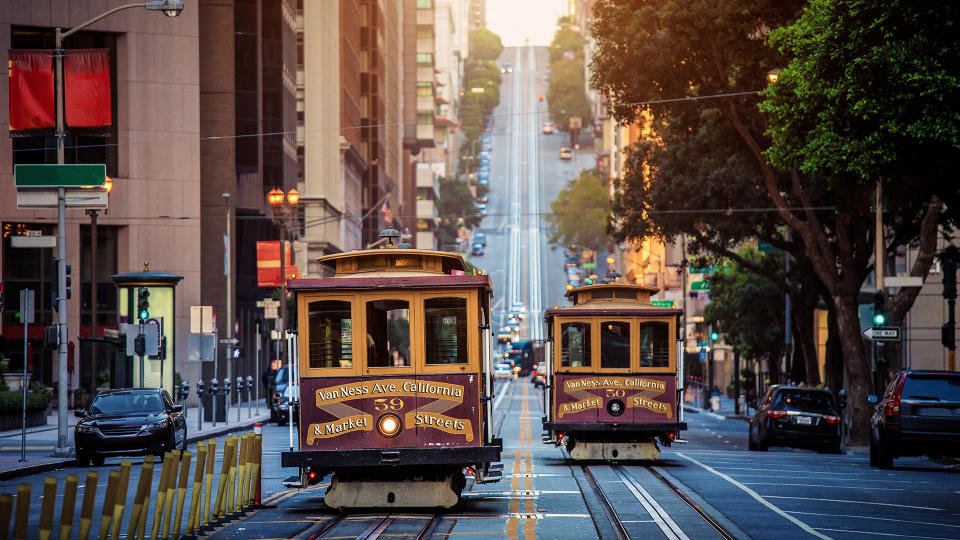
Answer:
[{"xmin": 380, "ymin": 200, "xmax": 394, "ymax": 227}]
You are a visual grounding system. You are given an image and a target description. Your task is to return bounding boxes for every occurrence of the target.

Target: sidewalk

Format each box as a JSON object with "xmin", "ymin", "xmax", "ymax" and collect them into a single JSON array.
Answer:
[
  {"xmin": 0, "ymin": 399, "xmax": 271, "ymax": 480},
  {"xmin": 681, "ymin": 395, "xmax": 752, "ymax": 421}
]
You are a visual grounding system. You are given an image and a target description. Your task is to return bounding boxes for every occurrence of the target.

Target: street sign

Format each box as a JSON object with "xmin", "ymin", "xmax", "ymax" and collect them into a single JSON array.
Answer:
[
  {"xmin": 583, "ymin": 262, "xmax": 597, "ymax": 269},
  {"xmin": 190, "ymin": 306, "xmax": 214, "ymax": 334},
  {"xmin": 862, "ymin": 326, "xmax": 901, "ymax": 341},
  {"xmin": 691, "ymin": 280, "xmax": 711, "ymax": 291},
  {"xmin": 10, "ymin": 235, "xmax": 57, "ymax": 248},
  {"xmin": 124, "ymin": 323, "xmax": 159, "ymax": 356},
  {"xmin": 651, "ymin": 300, "xmax": 676, "ymax": 308},
  {"xmin": 14, "ymin": 164, "xmax": 106, "ymax": 188},
  {"xmin": 19, "ymin": 290, "xmax": 35, "ymax": 324},
  {"xmin": 699, "ymin": 348, "xmax": 707, "ymax": 363},
  {"xmin": 219, "ymin": 337, "xmax": 239, "ymax": 345},
  {"xmin": 16, "ymin": 189, "xmax": 109, "ymax": 209},
  {"xmin": 264, "ymin": 305, "xmax": 278, "ymax": 319}
]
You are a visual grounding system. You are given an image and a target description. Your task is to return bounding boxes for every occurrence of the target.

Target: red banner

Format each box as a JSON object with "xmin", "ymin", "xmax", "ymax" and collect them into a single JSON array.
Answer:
[
  {"xmin": 8, "ymin": 49, "xmax": 55, "ymax": 133},
  {"xmin": 64, "ymin": 49, "xmax": 112, "ymax": 130},
  {"xmin": 257, "ymin": 241, "xmax": 300, "ymax": 287}
]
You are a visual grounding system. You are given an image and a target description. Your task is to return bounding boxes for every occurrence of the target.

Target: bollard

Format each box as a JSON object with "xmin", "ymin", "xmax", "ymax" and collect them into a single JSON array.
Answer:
[
  {"xmin": 239, "ymin": 434, "xmax": 251, "ymax": 511},
  {"xmin": 202, "ymin": 439, "xmax": 216, "ymax": 527},
  {"xmin": 150, "ymin": 453, "xmax": 175, "ymax": 540},
  {"xmin": 186, "ymin": 441, "xmax": 206, "ymax": 536},
  {"xmin": 126, "ymin": 457, "xmax": 155, "ymax": 540},
  {"xmin": 245, "ymin": 434, "xmax": 256, "ymax": 508},
  {"xmin": 0, "ymin": 493, "xmax": 13, "ymax": 540},
  {"xmin": 59, "ymin": 474, "xmax": 79, "ymax": 540},
  {"xmin": 38, "ymin": 477, "xmax": 58, "ymax": 540},
  {"xmin": 161, "ymin": 451, "xmax": 181, "ymax": 538},
  {"xmin": 228, "ymin": 435, "xmax": 240, "ymax": 516},
  {"xmin": 109, "ymin": 461, "xmax": 132, "ymax": 540},
  {"xmin": 97, "ymin": 470, "xmax": 120, "ymax": 540},
  {"xmin": 135, "ymin": 461, "xmax": 156, "ymax": 540},
  {"xmin": 234, "ymin": 435, "xmax": 246, "ymax": 513},
  {"xmin": 223, "ymin": 379, "xmax": 231, "ymax": 426},
  {"xmin": 172, "ymin": 450, "xmax": 193, "ymax": 540},
  {"xmin": 212, "ymin": 438, "xmax": 231, "ymax": 523},
  {"xmin": 77, "ymin": 472, "xmax": 99, "ymax": 540},
  {"xmin": 12, "ymin": 484, "xmax": 29, "ymax": 540},
  {"xmin": 252, "ymin": 428, "xmax": 263, "ymax": 507}
]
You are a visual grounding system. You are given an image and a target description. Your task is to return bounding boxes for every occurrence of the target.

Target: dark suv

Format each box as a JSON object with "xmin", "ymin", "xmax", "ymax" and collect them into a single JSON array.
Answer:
[
  {"xmin": 74, "ymin": 388, "xmax": 186, "ymax": 465},
  {"xmin": 870, "ymin": 370, "xmax": 960, "ymax": 469},
  {"xmin": 749, "ymin": 386, "xmax": 842, "ymax": 453}
]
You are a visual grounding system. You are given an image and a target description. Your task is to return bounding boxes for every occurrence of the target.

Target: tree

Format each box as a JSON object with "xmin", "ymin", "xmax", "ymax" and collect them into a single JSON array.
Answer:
[
  {"xmin": 546, "ymin": 169, "xmax": 610, "ymax": 254},
  {"xmin": 468, "ymin": 28, "xmax": 504, "ymax": 63},
  {"xmin": 547, "ymin": 57, "xmax": 591, "ymax": 132},
  {"xmin": 548, "ymin": 27, "xmax": 586, "ymax": 64},
  {"xmin": 703, "ymin": 248, "xmax": 786, "ymax": 385},
  {"xmin": 436, "ymin": 177, "xmax": 481, "ymax": 251}
]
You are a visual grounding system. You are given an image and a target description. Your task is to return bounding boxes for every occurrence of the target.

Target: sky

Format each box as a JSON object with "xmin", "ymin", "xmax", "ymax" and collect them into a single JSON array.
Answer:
[{"xmin": 486, "ymin": 0, "xmax": 570, "ymax": 46}]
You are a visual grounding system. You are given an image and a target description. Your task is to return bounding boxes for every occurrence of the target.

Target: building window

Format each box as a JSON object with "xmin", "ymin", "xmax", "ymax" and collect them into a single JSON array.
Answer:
[
  {"xmin": 80, "ymin": 225, "xmax": 119, "ymax": 327},
  {"xmin": 416, "ymin": 26, "xmax": 434, "ymax": 39},
  {"xmin": 416, "ymin": 53, "xmax": 433, "ymax": 64},
  {"xmin": 416, "ymin": 0, "xmax": 433, "ymax": 8}
]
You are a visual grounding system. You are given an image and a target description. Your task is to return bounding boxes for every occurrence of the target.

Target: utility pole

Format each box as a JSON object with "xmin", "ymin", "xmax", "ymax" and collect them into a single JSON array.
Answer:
[
  {"xmin": 874, "ymin": 179, "xmax": 885, "ymax": 392},
  {"xmin": 942, "ymin": 259, "xmax": 957, "ymax": 371},
  {"xmin": 223, "ymin": 192, "xmax": 232, "ymax": 411}
]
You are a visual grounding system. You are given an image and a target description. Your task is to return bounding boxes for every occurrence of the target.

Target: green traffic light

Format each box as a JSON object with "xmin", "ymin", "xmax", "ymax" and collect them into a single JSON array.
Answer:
[
  {"xmin": 139, "ymin": 309, "xmax": 149, "ymax": 321},
  {"xmin": 710, "ymin": 331, "xmax": 719, "ymax": 341},
  {"xmin": 873, "ymin": 313, "xmax": 886, "ymax": 325}
]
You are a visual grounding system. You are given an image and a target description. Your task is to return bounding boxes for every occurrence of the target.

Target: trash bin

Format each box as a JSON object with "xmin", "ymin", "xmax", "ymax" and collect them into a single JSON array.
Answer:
[
  {"xmin": 710, "ymin": 394, "xmax": 721, "ymax": 411},
  {"xmin": 737, "ymin": 394, "xmax": 746, "ymax": 414}
]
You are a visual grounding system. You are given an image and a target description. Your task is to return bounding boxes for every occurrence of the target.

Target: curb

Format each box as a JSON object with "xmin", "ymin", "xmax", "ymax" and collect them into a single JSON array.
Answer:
[
  {"xmin": 680, "ymin": 404, "xmax": 700, "ymax": 414},
  {"xmin": 0, "ymin": 416, "xmax": 270, "ymax": 481}
]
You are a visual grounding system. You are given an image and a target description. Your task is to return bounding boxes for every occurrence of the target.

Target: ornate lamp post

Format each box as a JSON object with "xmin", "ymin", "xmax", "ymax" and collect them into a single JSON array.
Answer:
[{"xmin": 267, "ymin": 188, "xmax": 299, "ymax": 361}]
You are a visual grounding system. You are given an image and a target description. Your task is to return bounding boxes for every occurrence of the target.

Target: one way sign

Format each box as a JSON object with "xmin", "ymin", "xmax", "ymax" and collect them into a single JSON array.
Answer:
[{"xmin": 862, "ymin": 326, "xmax": 901, "ymax": 341}]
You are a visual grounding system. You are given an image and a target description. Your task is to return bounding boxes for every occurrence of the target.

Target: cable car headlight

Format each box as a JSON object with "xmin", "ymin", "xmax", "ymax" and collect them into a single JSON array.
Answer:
[
  {"xmin": 607, "ymin": 399, "xmax": 625, "ymax": 417},
  {"xmin": 377, "ymin": 413, "xmax": 402, "ymax": 438}
]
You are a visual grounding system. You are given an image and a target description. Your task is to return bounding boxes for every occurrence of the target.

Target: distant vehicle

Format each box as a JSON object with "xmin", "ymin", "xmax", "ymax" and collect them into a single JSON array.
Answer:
[
  {"xmin": 271, "ymin": 384, "xmax": 300, "ymax": 426},
  {"xmin": 474, "ymin": 232, "xmax": 487, "ymax": 247},
  {"xmin": 478, "ymin": 169, "xmax": 490, "ymax": 179},
  {"xmin": 559, "ymin": 147, "xmax": 573, "ymax": 160},
  {"xmin": 500, "ymin": 62, "xmax": 513, "ymax": 74},
  {"xmin": 481, "ymin": 133, "xmax": 492, "ymax": 142},
  {"xmin": 471, "ymin": 243, "xmax": 485, "ymax": 256},
  {"xmin": 494, "ymin": 362, "xmax": 514, "ymax": 380},
  {"xmin": 749, "ymin": 386, "xmax": 841, "ymax": 453},
  {"xmin": 541, "ymin": 122, "xmax": 555, "ymax": 134},
  {"xmin": 478, "ymin": 177, "xmax": 489, "ymax": 187},
  {"xmin": 476, "ymin": 195, "xmax": 489, "ymax": 204},
  {"xmin": 505, "ymin": 318, "xmax": 520, "ymax": 329},
  {"xmin": 477, "ymin": 203, "xmax": 488, "ymax": 215},
  {"xmin": 497, "ymin": 328, "xmax": 513, "ymax": 343},
  {"xmin": 505, "ymin": 340, "xmax": 543, "ymax": 376},
  {"xmin": 870, "ymin": 370, "xmax": 960, "ymax": 469},
  {"xmin": 75, "ymin": 388, "xmax": 186, "ymax": 466},
  {"xmin": 532, "ymin": 363, "xmax": 546, "ymax": 388}
]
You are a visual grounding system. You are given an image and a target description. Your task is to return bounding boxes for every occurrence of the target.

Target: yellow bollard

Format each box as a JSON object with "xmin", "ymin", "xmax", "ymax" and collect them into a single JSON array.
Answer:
[
  {"xmin": 160, "ymin": 451, "xmax": 182, "ymax": 538},
  {"xmin": 213, "ymin": 438, "xmax": 234, "ymax": 522},
  {"xmin": 226, "ymin": 436, "xmax": 239, "ymax": 516},
  {"xmin": 202, "ymin": 439, "xmax": 216, "ymax": 527},
  {"xmin": 109, "ymin": 461, "xmax": 132, "ymax": 540},
  {"xmin": 239, "ymin": 434, "xmax": 251, "ymax": 511},
  {"xmin": 135, "ymin": 459, "xmax": 156, "ymax": 540},
  {"xmin": 12, "ymin": 484, "xmax": 30, "ymax": 540},
  {"xmin": 233, "ymin": 436, "xmax": 246, "ymax": 514},
  {"xmin": 250, "ymin": 435, "xmax": 262, "ymax": 507},
  {"xmin": 186, "ymin": 441, "xmax": 206, "ymax": 535},
  {"xmin": 77, "ymin": 472, "xmax": 99, "ymax": 540},
  {"xmin": 38, "ymin": 477, "xmax": 58, "ymax": 540},
  {"xmin": 126, "ymin": 457, "xmax": 155, "ymax": 539},
  {"xmin": 150, "ymin": 453, "xmax": 175, "ymax": 540},
  {"xmin": 58, "ymin": 474, "xmax": 79, "ymax": 540},
  {"xmin": 97, "ymin": 470, "xmax": 120, "ymax": 540},
  {"xmin": 0, "ymin": 493, "xmax": 13, "ymax": 540},
  {"xmin": 171, "ymin": 450, "xmax": 192, "ymax": 540}
]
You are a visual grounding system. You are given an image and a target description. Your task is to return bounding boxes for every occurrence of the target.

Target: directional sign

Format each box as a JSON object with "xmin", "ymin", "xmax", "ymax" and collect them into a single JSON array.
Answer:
[
  {"xmin": 219, "ymin": 337, "xmax": 239, "ymax": 345},
  {"xmin": 862, "ymin": 326, "xmax": 901, "ymax": 341},
  {"xmin": 15, "ymin": 164, "xmax": 106, "ymax": 188},
  {"xmin": 651, "ymin": 300, "xmax": 676, "ymax": 308},
  {"xmin": 691, "ymin": 279, "xmax": 711, "ymax": 291}
]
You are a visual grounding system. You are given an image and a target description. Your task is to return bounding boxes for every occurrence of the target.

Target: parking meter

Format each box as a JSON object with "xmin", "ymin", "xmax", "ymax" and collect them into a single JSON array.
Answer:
[
  {"xmin": 838, "ymin": 389, "xmax": 848, "ymax": 410},
  {"xmin": 224, "ymin": 378, "xmax": 231, "ymax": 395},
  {"xmin": 196, "ymin": 379, "xmax": 204, "ymax": 397},
  {"xmin": 210, "ymin": 378, "xmax": 219, "ymax": 395},
  {"xmin": 246, "ymin": 375, "xmax": 254, "ymax": 392},
  {"xmin": 180, "ymin": 380, "xmax": 190, "ymax": 401},
  {"xmin": 236, "ymin": 376, "xmax": 244, "ymax": 394}
]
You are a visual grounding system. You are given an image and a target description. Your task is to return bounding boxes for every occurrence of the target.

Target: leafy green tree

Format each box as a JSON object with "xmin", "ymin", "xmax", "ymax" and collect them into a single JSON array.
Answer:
[
  {"xmin": 546, "ymin": 169, "xmax": 610, "ymax": 254},
  {"xmin": 548, "ymin": 27, "xmax": 586, "ymax": 64},
  {"xmin": 469, "ymin": 28, "xmax": 504, "ymax": 62},
  {"xmin": 436, "ymin": 177, "xmax": 481, "ymax": 251},
  {"xmin": 547, "ymin": 57, "xmax": 591, "ymax": 132}
]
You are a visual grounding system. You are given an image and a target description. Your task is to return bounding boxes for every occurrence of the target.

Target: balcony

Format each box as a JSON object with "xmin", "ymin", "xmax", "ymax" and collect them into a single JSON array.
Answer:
[{"xmin": 416, "ymin": 198, "xmax": 437, "ymax": 220}]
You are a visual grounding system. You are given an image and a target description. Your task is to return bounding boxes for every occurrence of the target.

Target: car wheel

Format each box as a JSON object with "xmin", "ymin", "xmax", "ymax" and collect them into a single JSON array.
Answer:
[
  {"xmin": 76, "ymin": 451, "xmax": 91, "ymax": 467},
  {"xmin": 756, "ymin": 431, "xmax": 769, "ymax": 452},
  {"xmin": 748, "ymin": 427, "xmax": 757, "ymax": 451},
  {"xmin": 876, "ymin": 438, "xmax": 894, "ymax": 469},
  {"xmin": 91, "ymin": 456, "xmax": 105, "ymax": 467},
  {"xmin": 178, "ymin": 426, "xmax": 187, "ymax": 450}
]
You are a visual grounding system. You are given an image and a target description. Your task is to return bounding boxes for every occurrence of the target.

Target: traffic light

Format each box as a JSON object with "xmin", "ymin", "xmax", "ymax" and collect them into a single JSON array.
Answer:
[
  {"xmin": 872, "ymin": 292, "xmax": 886, "ymax": 326},
  {"xmin": 51, "ymin": 258, "xmax": 58, "ymax": 308},
  {"xmin": 65, "ymin": 262, "xmax": 72, "ymax": 301},
  {"xmin": 538, "ymin": 94, "xmax": 544, "ymax": 101},
  {"xmin": 137, "ymin": 287, "xmax": 150, "ymax": 321},
  {"xmin": 710, "ymin": 331, "xmax": 719, "ymax": 341},
  {"xmin": 943, "ymin": 259, "xmax": 957, "ymax": 300},
  {"xmin": 134, "ymin": 334, "xmax": 146, "ymax": 356}
]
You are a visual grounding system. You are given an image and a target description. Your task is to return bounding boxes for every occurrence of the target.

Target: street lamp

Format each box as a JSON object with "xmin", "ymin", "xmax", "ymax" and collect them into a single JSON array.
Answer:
[
  {"xmin": 49, "ymin": 0, "xmax": 183, "ymax": 457},
  {"xmin": 268, "ymin": 188, "xmax": 300, "ymax": 363}
]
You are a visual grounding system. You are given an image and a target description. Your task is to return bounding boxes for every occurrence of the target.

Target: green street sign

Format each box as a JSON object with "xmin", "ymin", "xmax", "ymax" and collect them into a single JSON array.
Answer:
[
  {"xmin": 582, "ymin": 262, "xmax": 597, "ymax": 269},
  {"xmin": 758, "ymin": 240, "xmax": 780, "ymax": 253},
  {"xmin": 14, "ymin": 164, "xmax": 106, "ymax": 188},
  {"xmin": 689, "ymin": 266, "xmax": 712, "ymax": 274},
  {"xmin": 651, "ymin": 300, "xmax": 676, "ymax": 308},
  {"xmin": 691, "ymin": 280, "xmax": 711, "ymax": 291}
]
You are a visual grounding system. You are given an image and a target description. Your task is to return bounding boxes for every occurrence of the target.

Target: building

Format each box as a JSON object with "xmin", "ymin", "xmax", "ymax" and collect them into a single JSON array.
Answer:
[{"xmin": 0, "ymin": 1, "xmax": 201, "ymax": 403}]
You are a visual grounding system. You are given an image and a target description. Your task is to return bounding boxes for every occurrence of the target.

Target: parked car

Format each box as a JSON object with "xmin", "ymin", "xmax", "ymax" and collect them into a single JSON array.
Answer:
[
  {"xmin": 532, "ymin": 363, "xmax": 546, "ymax": 388},
  {"xmin": 497, "ymin": 327, "xmax": 513, "ymax": 343},
  {"xmin": 870, "ymin": 370, "xmax": 960, "ymax": 469},
  {"xmin": 559, "ymin": 147, "xmax": 573, "ymax": 160},
  {"xmin": 476, "ymin": 203, "xmax": 488, "ymax": 215},
  {"xmin": 474, "ymin": 232, "xmax": 487, "ymax": 247},
  {"xmin": 478, "ymin": 177, "xmax": 489, "ymax": 187},
  {"xmin": 271, "ymin": 384, "xmax": 300, "ymax": 426},
  {"xmin": 270, "ymin": 365, "xmax": 297, "ymax": 422},
  {"xmin": 541, "ymin": 122, "xmax": 555, "ymax": 134},
  {"xmin": 506, "ymin": 317, "xmax": 520, "ymax": 329},
  {"xmin": 74, "ymin": 388, "xmax": 187, "ymax": 465},
  {"xmin": 477, "ymin": 170, "xmax": 490, "ymax": 182},
  {"xmin": 494, "ymin": 362, "xmax": 514, "ymax": 379},
  {"xmin": 471, "ymin": 243, "xmax": 485, "ymax": 256},
  {"xmin": 748, "ymin": 385, "xmax": 841, "ymax": 453},
  {"xmin": 500, "ymin": 62, "xmax": 513, "ymax": 74},
  {"xmin": 476, "ymin": 194, "xmax": 489, "ymax": 204}
]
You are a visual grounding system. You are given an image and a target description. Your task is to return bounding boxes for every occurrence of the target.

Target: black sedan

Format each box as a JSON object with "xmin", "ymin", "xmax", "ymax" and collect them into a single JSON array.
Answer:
[
  {"xmin": 271, "ymin": 384, "xmax": 299, "ymax": 426},
  {"xmin": 870, "ymin": 370, "xmax": 960, "ymax": 469},
  {"xmin": 74, "ymin": 388, "xmax": 187, "ymax": 466},
  {"xmin": 749, "ymin": 385, "xmax": 842, "ymax": 453}
]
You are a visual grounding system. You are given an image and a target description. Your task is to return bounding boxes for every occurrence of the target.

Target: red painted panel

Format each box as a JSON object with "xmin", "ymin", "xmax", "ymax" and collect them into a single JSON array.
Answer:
[{"xmin": 553, "ymin": 374, "xmax": 676, "ymax": 425}]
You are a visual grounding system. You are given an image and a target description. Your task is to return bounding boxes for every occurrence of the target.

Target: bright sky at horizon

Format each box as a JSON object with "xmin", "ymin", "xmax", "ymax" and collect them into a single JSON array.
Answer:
[{"xmin": 486, "ymin": 0, "xmax": 569, "ymax": 47}]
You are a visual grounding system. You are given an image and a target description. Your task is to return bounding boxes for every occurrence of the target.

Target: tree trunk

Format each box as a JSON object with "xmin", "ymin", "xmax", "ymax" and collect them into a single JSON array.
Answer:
[
  {"xmin": 824, "ymin": 306, "xmax": 844, "ymax": 399},
  {"xmin": 834, "ymin": 295, "xmax": 872, "ymax": 444},
  {"xmin": 792, "ymin": 307, "xmax": 820, "ymax": 386}
]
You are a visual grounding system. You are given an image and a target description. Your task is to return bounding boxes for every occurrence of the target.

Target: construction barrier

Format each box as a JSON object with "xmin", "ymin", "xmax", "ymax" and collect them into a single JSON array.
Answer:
[{"xmin": 0, "ymin": 428, "xmax": 264, "ymax": 540}]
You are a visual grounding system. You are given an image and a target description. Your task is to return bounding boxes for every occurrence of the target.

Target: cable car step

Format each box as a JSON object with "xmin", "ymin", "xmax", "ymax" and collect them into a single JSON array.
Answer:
[{"xmin": 282, "ymin": 475, "xmax": 304, "ymax": 489}]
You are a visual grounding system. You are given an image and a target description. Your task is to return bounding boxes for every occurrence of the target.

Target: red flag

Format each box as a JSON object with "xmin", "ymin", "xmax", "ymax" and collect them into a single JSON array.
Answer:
[
  {"xmin": 64, "ymin": 49, "xmax": 112, "ymax": 131},
  {"xmin": 8, "ymin": 49, "xmax": 55, "ymax": 134},
  {"xmin": 256, "ymin": 241, "xmax": 298, "ymax": 287}
]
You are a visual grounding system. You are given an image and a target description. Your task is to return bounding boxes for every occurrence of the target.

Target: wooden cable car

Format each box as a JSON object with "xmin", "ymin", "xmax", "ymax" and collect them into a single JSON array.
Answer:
[
  {"xmin": 542, "ymin": 283, "xmax": 686, "ymax": 460},
  {"xmin": 280, "ymin": 231, "xmax": 502, "ymax": 508}
]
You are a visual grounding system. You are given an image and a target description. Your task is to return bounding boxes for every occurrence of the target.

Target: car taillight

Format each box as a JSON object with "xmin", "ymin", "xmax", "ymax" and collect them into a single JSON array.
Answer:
[
  {"xmin": 822, "ymin": 415, "xmax": 841, "ymax": 424},
  {"xmin": 884, "ymin": 400, "xmax": 900, "ymax": 417},
  {"xmin": 766, "ymin": 410, "xmax": 788, "ymax": 419}
]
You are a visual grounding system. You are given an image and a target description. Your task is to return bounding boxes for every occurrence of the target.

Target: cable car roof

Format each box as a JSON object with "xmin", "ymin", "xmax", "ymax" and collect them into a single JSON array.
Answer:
[{"xmin": 546, "ymin": 283, "xmax": 682, "ymax": 317}]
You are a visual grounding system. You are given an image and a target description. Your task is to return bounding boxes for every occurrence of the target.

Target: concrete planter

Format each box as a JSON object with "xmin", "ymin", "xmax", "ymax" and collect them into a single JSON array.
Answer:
[
  {"xmin": 2, "ymin": 372, "xmax": 31, "ymax": 392},
  {"xmin": 0, "ymin": 409, "xmax": 46, "ymax": 431}
]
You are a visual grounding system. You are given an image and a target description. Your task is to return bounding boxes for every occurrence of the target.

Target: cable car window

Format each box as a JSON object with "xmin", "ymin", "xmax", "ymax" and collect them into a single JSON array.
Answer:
[
  {"xmin": 638, "ymin": 322, "xmax": 670, "ymax": 367},
  {"xmin": 560, "ymin": 322, "xmax": 591, "ymax": 367},
  {"xmin": 425, "ymin": 297, "xmax": 468, "ymax": 364},
  {"xmin": 308, "ymin": 300, "xmax": 353, "ymax": 368},
  {"xmin": 600, "ymin": 321, "xmax": 630, "ymax": 369},
  {"xmin": 366, "ymin": 299, "xmax": 411, "ymax": 367},
  {"xmin": 614, "ymin": 290, "xmax": 636, "ymax": 299},
  {"xmin": 591, "ymin": 290, "xmax": 613, "ymax": 299}
]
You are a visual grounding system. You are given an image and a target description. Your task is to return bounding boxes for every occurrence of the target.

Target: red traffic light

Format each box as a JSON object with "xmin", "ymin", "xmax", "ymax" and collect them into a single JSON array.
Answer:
[{"xmin": 538, "ymin": 94, "xmax": 544, "ymax": 101}]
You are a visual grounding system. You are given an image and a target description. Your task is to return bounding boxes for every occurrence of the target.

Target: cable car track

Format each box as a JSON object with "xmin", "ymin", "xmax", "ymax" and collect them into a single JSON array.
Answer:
[
  {"xmin": 582, "ymin": 464, "xmax": 737, "ymax": 540},
  {"xmin": 313, "ymin": 513, "xmax": 438, "ymax": 540}
]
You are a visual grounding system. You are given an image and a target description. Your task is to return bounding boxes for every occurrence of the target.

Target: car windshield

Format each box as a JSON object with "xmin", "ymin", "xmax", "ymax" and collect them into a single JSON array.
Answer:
[
  {"xmin": 902, "ymin": 374, "xmax": 960, "ymax": 401},
  {"xmin": 89, "ymin": 393, "xmax": 164, "ymax": 415},
  {"xmin": 772, "ymin": 390, "xmax": 836, "ymax": 414},
  {"xmin": 495, "ymin": 363, "xmax": 511, "ymax": 370}
]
